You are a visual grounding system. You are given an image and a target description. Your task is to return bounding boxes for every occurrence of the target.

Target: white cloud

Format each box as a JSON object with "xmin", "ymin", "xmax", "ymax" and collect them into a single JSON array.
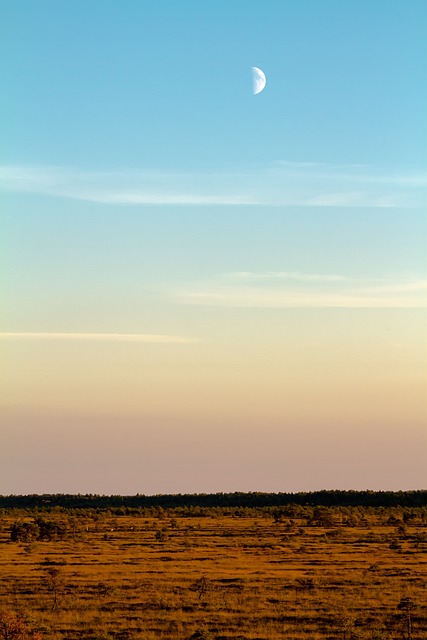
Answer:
[
  {"xmin": 0, "ymin": 162, "xmax": 425, "ymax": 207},
  {"xmin": 230, "ymin": 271, "xmax": 349, "ymax": 282},
  {"xmin": 0, "ymin": 165, "xmax": 258, "ymax": 206},
  {"xmin": 0, "ymin": 332, "xmax": 197, "ymax": 344},
  {"xmin": 81, "ymin": 191, "xmax": 256, "ymax": 206},
  {"xmin": 175, "ymin": 273, "xmax": 427, "ymax": 309}
]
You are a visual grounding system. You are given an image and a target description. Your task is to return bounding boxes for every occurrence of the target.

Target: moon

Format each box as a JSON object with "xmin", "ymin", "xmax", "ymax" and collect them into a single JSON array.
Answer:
[{"xmin": 252, "ymin": 66, "xmax": 266, "ymax": 95}]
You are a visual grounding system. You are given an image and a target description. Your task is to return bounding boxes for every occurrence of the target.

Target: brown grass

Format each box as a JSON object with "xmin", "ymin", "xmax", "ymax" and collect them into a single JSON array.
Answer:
[{"xmin": 0, "ymin": 507, "xmax": 426, "ymax": 639}]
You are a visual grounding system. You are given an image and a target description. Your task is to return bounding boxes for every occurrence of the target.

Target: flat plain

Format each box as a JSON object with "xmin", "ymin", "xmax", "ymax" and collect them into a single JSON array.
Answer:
[{"xmin": 0, "ymin": 505, "xmax": 426, "ymax": 639}]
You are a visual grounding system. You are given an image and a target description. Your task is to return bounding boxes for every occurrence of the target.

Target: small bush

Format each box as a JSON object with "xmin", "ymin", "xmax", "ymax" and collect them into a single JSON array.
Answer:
[{"xmin": 0, "ymin": 609, "xmax": 42, "ymax": 640}]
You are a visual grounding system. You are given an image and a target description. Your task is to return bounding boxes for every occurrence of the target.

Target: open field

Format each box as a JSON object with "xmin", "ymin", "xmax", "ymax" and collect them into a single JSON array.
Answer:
[{"xmin": 0, "ymin": 505, "xmax": 426, "ymax": 639}]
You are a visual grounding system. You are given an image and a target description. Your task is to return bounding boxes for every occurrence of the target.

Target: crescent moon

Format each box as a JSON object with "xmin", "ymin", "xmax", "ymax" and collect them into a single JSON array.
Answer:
[{"xmin": 252, "ymin": 66, "xmax": 266, "ymax": 95}]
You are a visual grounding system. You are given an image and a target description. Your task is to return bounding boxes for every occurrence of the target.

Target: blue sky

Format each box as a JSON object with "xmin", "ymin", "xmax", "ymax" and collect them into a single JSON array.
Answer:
[
  {"xmin": 2, "ymin": 0, "xmax": 427, "ymax": 168},
  {"xmin": 1, "ymin": 1, "xmax": 426, "ymax": 494}
]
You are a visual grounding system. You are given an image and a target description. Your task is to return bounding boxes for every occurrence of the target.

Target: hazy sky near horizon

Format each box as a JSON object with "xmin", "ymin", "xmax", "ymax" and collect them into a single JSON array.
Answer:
[{"xmin": 1, "ymin": 0, "xmax": 426, "ymax": 495}]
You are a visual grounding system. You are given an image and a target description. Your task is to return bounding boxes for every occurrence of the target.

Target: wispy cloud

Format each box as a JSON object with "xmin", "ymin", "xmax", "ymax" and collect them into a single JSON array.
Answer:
[
  {"xmin": 0, "ymin": 165, "xmax": 257, "ymax": 206},
  {"xmin": 0, "ymin": 332, "xmax": 197, "ymax": 344},
  {"xmin": 231, "ymin": 271, "xmax": 349, "ymax": 282},
  {"xmin": 0, "ymin": 162, "xmax": 425, "ymax": 207},
  {"xmin": 175, "ymin": 272, "xmax": 427, "ymax": 308}
]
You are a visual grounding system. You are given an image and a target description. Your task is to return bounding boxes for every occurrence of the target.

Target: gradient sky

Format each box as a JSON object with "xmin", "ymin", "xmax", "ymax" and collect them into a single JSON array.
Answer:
[{"xmin": 1, "ymin": 0, "xmax": 426, "ymax": 495}]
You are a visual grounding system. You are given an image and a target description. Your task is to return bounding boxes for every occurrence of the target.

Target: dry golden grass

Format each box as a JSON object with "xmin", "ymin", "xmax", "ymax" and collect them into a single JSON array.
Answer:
[{"xmin": 0, "ymin": 507, "xmax": 426, "ymax": 639}]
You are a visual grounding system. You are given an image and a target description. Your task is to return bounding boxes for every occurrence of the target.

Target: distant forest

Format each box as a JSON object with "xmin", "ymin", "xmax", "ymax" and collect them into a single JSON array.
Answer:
[{"xmin": 1, "ymin": 490, "xmax": 426, "ymax": 510}]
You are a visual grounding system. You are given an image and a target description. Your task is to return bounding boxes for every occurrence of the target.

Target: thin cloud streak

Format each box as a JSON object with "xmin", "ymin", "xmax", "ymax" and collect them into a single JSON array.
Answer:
[
  {"xmin": 0, "ymin": 165, "xmax": 258, "ymax": 206},
  {"xmin": 231, "ymin": 271, "xmax": 350, "ymax": 282},
  {"xmin": 0, "ymin": 332, "xmax": 198, "ymax": 344},
  {"xmin": 175, "ymin": 274, "xmax": 427, "ymax": 309},
  {"xmin": 82, "ymin": 192, "xmax": 256, "ymax": 206},
  {"xmin": 0, "ymin": 163, "xmax": 425, "ymax": 207},
  {"xmin": 178, "ymin": 290, "xmax": 427, "ymax": 308}
]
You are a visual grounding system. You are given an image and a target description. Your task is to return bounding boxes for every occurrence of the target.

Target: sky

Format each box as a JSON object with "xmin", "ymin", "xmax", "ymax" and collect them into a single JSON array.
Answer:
[{"xmin": 1, "ymin": 0, "xmax": 426, "ymax": 495}]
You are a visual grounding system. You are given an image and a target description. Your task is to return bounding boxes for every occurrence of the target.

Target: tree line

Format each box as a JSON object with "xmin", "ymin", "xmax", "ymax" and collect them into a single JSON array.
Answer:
[{"xmin": 0, "ymin": 490, "xmax": 426, "ymax": 510}]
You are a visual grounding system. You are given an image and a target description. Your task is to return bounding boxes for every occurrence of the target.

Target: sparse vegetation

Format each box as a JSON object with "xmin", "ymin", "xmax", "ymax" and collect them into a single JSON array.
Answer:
[{"xmin": 0, "ymin": 494, "xmax": 426, "ymax": 639}]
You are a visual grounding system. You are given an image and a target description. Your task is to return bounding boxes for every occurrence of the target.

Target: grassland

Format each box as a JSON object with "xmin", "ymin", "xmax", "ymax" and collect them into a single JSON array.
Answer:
[{"xmin": 0, "ymin": 505, "xmax": 426, "ymax": 639}]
